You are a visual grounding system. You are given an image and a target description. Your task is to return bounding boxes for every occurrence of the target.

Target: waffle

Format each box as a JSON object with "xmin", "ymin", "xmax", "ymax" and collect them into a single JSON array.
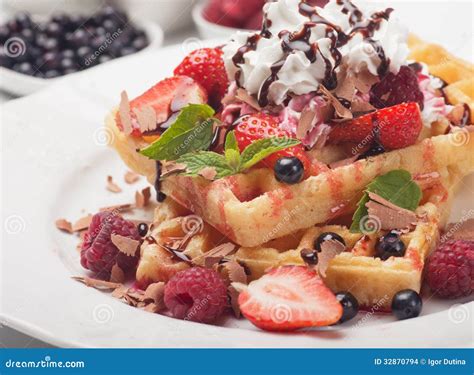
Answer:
[
  {"xmin": 234, "ymin": 198, "xmax": 443, "ymax": 309},
  {"xmin": 136, "ymin": 198, "xmax": 229, "ymax": 286},
  {"xmin": 107, "ymin": 38, "xmax": 474, "ymax": 247}
]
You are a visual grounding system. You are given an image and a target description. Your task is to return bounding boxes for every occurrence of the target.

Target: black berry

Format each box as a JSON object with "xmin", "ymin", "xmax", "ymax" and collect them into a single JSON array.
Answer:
[
  {"xmin": 137, "ymin": 223, "xmax": 149, "ymax": 237},
  {"xmin": 300, "ymin": 248, "xmax": 318, "ymax": 265},
  {"xmin": 336, "ymin": 292, "xmax": 359, "ymax": 323},
  {"xmin": 375, "ymin": 231, "xmax": 406, "ymax": 260},
  {"xmin": 274, "ymin": 157, "xmax": 304, "ymax": 184},
  {"xmin": 357, "ymin": 144, "xmax": 385, "ymax": 160},
  {"xmin": 314, "ymin": 232, "xmax": 346, "ymax": 252},
  {"xmin": 391, "ymin": 289, "xmax": 422, "ymax": 320}
]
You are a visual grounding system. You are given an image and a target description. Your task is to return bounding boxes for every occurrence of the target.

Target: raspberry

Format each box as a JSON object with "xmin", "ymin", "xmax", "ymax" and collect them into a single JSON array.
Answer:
[
  {"xmin": 164, "ymin": 267, "xmax": 228, "ymax": 323},
  {"xmin": 370, "ymin": 66, "xmax": 424, "ymax": 110},
  {"xmin": 80, "ymin": 212, "xmax": 141, "ymax": 279},
  {"xmin": 426, "ymin": 240, "xmax": 474, "ymax": 298}
]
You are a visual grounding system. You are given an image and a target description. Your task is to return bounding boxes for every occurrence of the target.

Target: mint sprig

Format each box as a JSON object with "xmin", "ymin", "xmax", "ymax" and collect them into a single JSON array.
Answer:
[
  {"xmin": 350, "ymin": 170, "xmax": 422, "ymax": 232},
  {"xmin": 139, "ymin": 104, "xmax": 215, "ymax": 161},
  {"xmin": 176, "ymin": 132, "xmax": 300, "ymax": 180}
]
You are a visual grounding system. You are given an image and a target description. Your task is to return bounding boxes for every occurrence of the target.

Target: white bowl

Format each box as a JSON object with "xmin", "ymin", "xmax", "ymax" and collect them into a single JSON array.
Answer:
[
  {"xmin": 0, "ymin": 21, "xmax": 164, "ymax": 97},
  {"xmin": 115, "ymin": 0, "xmax": 195, "ymax": 33},
  {"xmin": 192, "ymin": 1, "xmax": 258, "ymax": 40}
]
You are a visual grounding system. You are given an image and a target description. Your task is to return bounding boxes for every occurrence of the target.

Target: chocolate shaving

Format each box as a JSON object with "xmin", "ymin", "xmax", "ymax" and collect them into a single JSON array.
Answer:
[
  {"xmin": 366, "ymin": 192, "xmax": 417, "ymax": 230},
  {"xmin": 124, "ymin": 170, "xmax": 140, "ymax": 184},
  {"xmin": 334, "ymin": 68, "xmax": 356, "ymax": 103},
  {"xmin": 350, "ymin": 97, "xmax": 376, "ymax": 113},
  {"xmin": 443, "ymin": 218, "xmax": 474, "ymax": 241},
  {"xmin": 161, "ymin": 161, "xmax": 187, "ymax": 178},
  {"xmin": 134, "ymin": 105, "xmax": 157, "ymax": 133},
  {"xmin": 110, "ymin": 264, "xmax": 125, "ymax": 283},
  {"xmin": 55, "ymin": 218, "xmax": 73, "ymax": 233},
  {"xmin": 144, "ymin": 282, "xmax": 165, "ymax": 310},
  {"xmin": 72, "ymin": 214, "xmax": 92, "ymax": 232},
  {"xmin": 318, "ymin": 239, "xmax": 346, "ymax": 277},
  {"xmin": 193, "ymin": 243, "xmax": 236, "ymax": 267},
  {"xmin": 198, "ymin": 166, "xmax": 217, "ymax": 181},
  {"xmin": 106, "ymin": 175, "xmax": 122, "ymax": 193},
  {"xmin": 297, "ymin": 108, "xmax": 316, "ymax": 140},
  {"xmin": 220, "ymin": 260, "xmax": 247, "ymax": 285},
  {"xmin": 111, "ymin": 234, "xmax": 140, "ymax": 256},
  {"xmin": 99, "ymin": 203, "xmax": 133, "ymax": 213},
  {"xmin": 236, "ymin": 88, "xmax": 261, "ymax": 110},
  {"xmin": 144, "ymin": 303, "xmax": 161, "ymax": 313},
  {"xmin": 354, "ymin": 71, "xmax": 379, "ymax": 94},
  {"xmin": 72, "ymin": 276, "xmax": 122, "ymax": 290},
  {"xmin": 135, "ymin": 187, "xmax": 151, "ymax": 208},
  {"xmin": 118, "ymin": 91, "xmax": 133, "ymax": 135},
  {"xmin": 319, "ymin": 85, "xmax": 352, "ymax": 120},
  {"xmin": 160, "ymin": 244, "xmax": 192, "ymax": 264},
  {"xmin": 111, "ymin": 285, "xmax": 129, "ymax": 299}
]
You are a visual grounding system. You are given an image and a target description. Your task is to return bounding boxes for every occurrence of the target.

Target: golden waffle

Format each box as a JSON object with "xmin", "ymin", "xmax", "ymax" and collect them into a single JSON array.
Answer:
[
  {"xmin": 408, "ymin": 35, "xmax": 474, "ymax": 113},
  {"xmin": 136, "ymin": 199, "xmax": 228, "ymax": 286},
  {"xmin": 234, "ymin": 198, "xmax": 443, "ymax": 310},
  {"xmin": 107, "ymin": 37, "xmax": 474, "ymax": 247}
]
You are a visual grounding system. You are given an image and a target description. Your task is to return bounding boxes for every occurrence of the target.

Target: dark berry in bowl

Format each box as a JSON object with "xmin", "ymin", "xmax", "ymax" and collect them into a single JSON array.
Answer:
[
  {"xmin": 274, "ymin": 157, "xmax": 304, "ymax": 184},
  {"xmin": 314, "ymin": 232, "xmax": 346, "ymax": 252},
  {"xmin": 300, "ymin": 248, "xmax": 318, "ymax": 265},
  {"xmin": 336, "ymin": 292, "xmax": 359, "ymax": 323},
  {"xmin": 391, "ymin": 289, "xmax": 422, "ymax": 320},
  {"xmin": 375, "ymin": 231, "xmax": 406, "ymax": 261}
]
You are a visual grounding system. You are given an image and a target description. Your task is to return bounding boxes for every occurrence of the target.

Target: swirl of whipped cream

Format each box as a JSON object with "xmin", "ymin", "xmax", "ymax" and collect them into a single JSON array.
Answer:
[{"xmin": 222, "ymin": 0, "xmax": 409, "ymax": 106}]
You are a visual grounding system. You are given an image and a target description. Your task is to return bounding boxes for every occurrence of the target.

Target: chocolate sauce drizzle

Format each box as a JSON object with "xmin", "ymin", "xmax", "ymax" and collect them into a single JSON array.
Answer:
[
  {"xmin": 231, "ymin": 0, "xmax": 394, "ymax": 107},
  {"xmin": 154, "ymin": 161, "xmax": 166, "ymax": 202},
  {"xmin": 460, "ymin": 103, "xmax": 472, "ymax": 127}
]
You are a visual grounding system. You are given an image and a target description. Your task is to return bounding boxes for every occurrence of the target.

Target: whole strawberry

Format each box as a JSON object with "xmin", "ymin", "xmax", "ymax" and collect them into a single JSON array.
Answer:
[
  {"xmin": 426, "ymin": 240, "xmax": 474, "ymax": 298},
  {"xmin": 174, "ymin": 48, "xmax": 229, "ymax": 109}
]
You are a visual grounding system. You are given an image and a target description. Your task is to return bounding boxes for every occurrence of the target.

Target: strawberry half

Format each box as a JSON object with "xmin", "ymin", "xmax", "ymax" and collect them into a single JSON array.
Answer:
[
  {"xmin": 238, "ymin": 266, "xmax": 343, "ymax": 331},
  {"xmin": 234, "ymin": 113, "xmax": 314, "ymax": 176},
  {"xmin": 329, "ymin": 102, "xmax": 423, "ymax": 150},
  {"xmin": 116, "ymin": 76, "xmax": 207, "ymax": 137},
  {"xmin": 174, "ymin": 48, "xmax": 229, "ymax": 109}
]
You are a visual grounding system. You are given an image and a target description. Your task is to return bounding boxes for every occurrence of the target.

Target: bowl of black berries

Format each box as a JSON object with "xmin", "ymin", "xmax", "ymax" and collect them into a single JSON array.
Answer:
[{"xmin": 0, "ymin": 5, "xmax": 163, "ymax": 96}]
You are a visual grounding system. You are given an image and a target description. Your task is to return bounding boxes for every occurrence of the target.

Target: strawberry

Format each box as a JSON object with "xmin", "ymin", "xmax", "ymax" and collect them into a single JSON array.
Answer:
[
  {"xmin": 238, "ymin": 266, "xmax": 343, "ymax": 331},
  {"xmin": 234, "ymin": 113, "xmax": 313, "ymax": 175},
  {"xmin": 116, "ymin": 76, "xmax": 207, "ymax": 137},
  {"xmin": 174, "ymin": 48, "xmax": 229, "ymax": 109},
  {"xmin": 329, "ymin": 102, "xmax": 423, "ymax": 150}
]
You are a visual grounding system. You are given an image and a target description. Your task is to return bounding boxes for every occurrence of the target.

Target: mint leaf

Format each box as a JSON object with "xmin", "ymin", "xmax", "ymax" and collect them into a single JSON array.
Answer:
[
  {"xmin": 225, "ymin": 131, "xmax": 239, "ymax": 152},
  {"xmin": 177, "ymin": 151, "xmax": 234, "ymax": 179},
  {"xmin": 350, "ymin": 170, "xmax": 422, "ymax": 232},
  {"xmin": 241, "ymin": 137, "xmax": 300, "ymax": 169},
  {"xmin": 225, "ymin": 149, "xmax": 241, "ymax": 171},
  {"xmin": 139, "ymin": 104, "xmax": 215, "ymax": 160}
]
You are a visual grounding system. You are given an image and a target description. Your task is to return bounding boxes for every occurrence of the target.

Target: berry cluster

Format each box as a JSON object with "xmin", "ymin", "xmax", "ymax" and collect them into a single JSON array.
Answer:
[{"xmin": 0, "ymin": 6, "xmax": 148, "ymax": 79}]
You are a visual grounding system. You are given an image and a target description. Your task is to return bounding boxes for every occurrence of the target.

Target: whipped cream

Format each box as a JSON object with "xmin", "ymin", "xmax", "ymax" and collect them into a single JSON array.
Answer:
[{"xmin": 222, "ymin": 0, "xmax": 409, "ymax": 106}]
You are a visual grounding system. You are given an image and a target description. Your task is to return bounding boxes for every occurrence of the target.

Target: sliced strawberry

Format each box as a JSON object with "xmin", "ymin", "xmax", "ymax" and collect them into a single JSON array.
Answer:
[
  {"xmin": 116, "ymin": 76, "xmax": 207, "ymax": 137},
  {"xmin": 234, "ymin": 113, "xmax": 313, "ymax": 176},
  {"xmin": 329, "ymin": 102, "xmax": 423, "ymax": 150},
  {"xmin": 174, "ymin": 48, "xmax": 229, "ymax": 109},
  {"xmin": 238, "ymin": 266, "xmax": 343, "ymax": 331}
]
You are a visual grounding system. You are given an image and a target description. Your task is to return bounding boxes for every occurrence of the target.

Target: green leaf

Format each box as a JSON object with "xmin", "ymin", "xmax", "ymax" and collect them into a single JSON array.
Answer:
[
  {"xmin": 241, "ymin": 137, "xmax": 300, "ymax": 169},
  {"xmin": 225, "ymin": 131, "xmax": 239, "ymax": 152},
  {"xmin": 350, "ymin": 169, "xmax": 422, "ymax": 232},
  {"xmin": 177, "ymin": 151, "xmax": 234, "ymax": 179},
  {"xmin": 139, "ymin": 104, "xmax": 215, "ymax": 160},
  {"xmin": 225, "ymin": 149, "xmax": 241, "ymax": 171}
]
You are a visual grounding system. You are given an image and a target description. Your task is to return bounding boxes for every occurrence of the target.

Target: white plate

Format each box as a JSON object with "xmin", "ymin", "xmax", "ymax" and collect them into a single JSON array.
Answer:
[
  {"xmin": 1, "ymin": 1, "xmax": 473, "ymax": 348},
  {"xmin": 0, "ymin": 21, "xmax": 164, "ymax": 97}
]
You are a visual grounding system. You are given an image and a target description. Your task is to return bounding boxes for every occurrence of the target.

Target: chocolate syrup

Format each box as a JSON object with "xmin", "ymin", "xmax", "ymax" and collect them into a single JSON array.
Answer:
[
  {"xmin": 154, "ymin": 161, "xmax": 166, "ymax": 202},
  {"xmin": 258, "ymin": 60, "xmax": 285, "ymax": 107},
  {"xmin": 232, "ymin": 34, "xmax": 261, "ymax": 86},
  {"xmin": 460, "ymin": 103, "xmax": 471, "ymax": 127}
]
